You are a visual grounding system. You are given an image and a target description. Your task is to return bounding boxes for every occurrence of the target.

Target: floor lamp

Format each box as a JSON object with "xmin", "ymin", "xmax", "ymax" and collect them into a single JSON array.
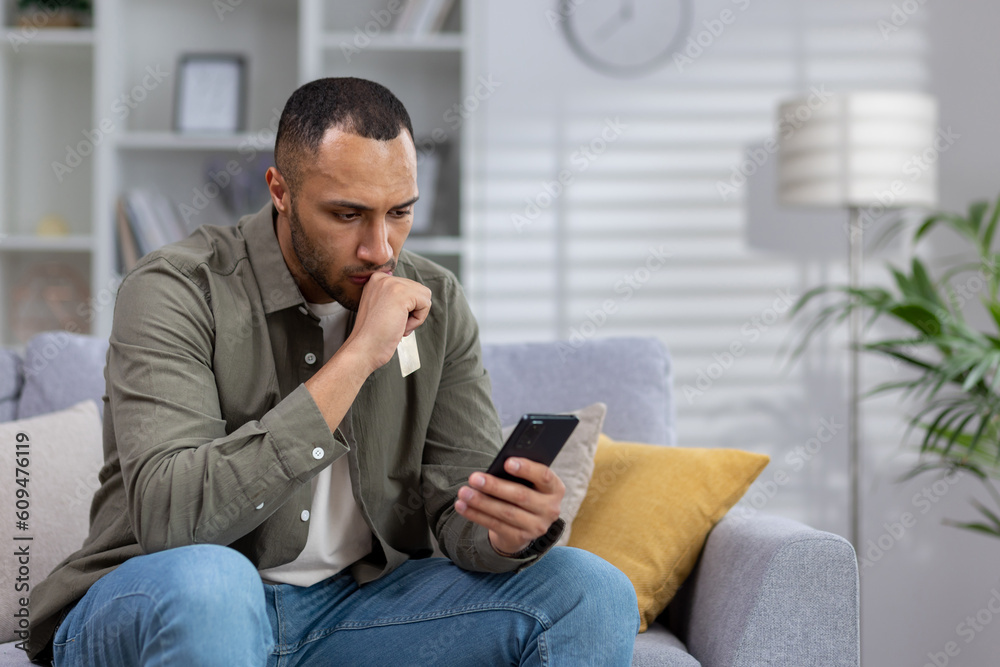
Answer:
[{"xmin": 775, "ymin": 91, "xmax": 939, "ymax": 549}]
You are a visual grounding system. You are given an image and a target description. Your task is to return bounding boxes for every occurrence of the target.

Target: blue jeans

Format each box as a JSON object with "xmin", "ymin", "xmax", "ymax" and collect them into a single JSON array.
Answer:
[{"xmin": 52, "ymin": 544, "xmax": 639, "ymax": 666}]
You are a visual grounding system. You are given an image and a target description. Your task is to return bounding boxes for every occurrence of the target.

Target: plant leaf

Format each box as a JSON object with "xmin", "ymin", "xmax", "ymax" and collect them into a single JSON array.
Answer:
[
  {"xmin": 941, "ymin": 412, "xmax": 976, "ymax": 458},
  {"xmin": 982, "ymin": 193, "xmax": 1000, "ymax": 253},
  {"xmin": 910, "ymin": 258, "xmax": 944, "ymax": 309},
  {"xmin": 916, "ymin": 213, "xmax": 976, "ymax": 245},
  {"xmin": 888, "ymin": 304, "xmax": 941, "ymax": 336},
  {"xmin": 962, "ymin": 355, "xmax": 999, "ymax": 392},
  {"xmin": 970, "ymin": 498, "xmax": 1000, "ymax": 528},
  {"xmin": 944, "ymin": 521, "xmax": 1000, "ymax": 538},
  {"xmin": 890, "ymin": 267, "xmax": 916, "ymax": 300},
  {"xmin": 968, "ymin": 201, "xmax": 990, "ymax": 236}
]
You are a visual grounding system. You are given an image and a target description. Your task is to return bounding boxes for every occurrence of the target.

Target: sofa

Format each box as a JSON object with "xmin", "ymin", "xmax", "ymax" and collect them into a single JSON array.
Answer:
[{"xmin": 0, "ymin": 331, "xmax": 860, "ymax": 666}]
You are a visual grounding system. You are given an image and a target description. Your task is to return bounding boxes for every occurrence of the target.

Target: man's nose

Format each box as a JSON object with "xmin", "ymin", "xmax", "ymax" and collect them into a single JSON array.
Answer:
[{"xmin": 359, "ymin": 220, "xmax": 392, "ymax": 266}]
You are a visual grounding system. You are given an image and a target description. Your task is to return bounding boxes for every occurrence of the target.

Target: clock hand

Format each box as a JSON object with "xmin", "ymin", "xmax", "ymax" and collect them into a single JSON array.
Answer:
[
  {"xmin": 593, "ymin": 0, "xmax": 632, "ymax": 42},
  {"xmin": 596, "ymin": 0, "xmax": 637, "ymax": 41},
  {"xmin": 593, "ymin": 15, "xmax": 623, "ymax": 42}
]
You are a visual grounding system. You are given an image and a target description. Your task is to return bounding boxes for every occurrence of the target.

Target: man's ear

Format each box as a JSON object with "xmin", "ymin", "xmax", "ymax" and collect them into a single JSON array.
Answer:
[{"xmin": 266, "ymin": 167, "xmax": 290, "ymax": 214}]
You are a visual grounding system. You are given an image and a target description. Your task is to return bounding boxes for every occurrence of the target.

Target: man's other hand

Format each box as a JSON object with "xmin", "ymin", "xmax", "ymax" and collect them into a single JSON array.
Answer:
[
  {"xmin": 344, "ymin": 271, "xmax": 432, "ymax": 374},
  {"xmin": 454, "ymin": 458, "xmax": 565, "ymax": 556}
]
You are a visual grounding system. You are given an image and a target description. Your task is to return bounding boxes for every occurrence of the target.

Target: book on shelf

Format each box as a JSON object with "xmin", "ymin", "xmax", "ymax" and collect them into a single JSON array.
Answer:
[
  {"xmin": 394, "ymin": 0, "xmax": 456, "ymax": 35},
  {"xmin": 412, "ymin": 140, "xmax": 443, "ymax": 235},
  {"xmin": 116, "ymin": 189, "xmax": 191, "ymax": 273},
  {"xmin": 116, "ymin": 199, "xmax": 140, "ymax": 274}
]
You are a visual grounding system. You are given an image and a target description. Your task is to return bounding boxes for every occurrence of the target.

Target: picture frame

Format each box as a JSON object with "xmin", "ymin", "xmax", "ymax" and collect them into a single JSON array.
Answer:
[{"xmin": 174, "ymin": 54, "xmax": 247, "ymax": 133}]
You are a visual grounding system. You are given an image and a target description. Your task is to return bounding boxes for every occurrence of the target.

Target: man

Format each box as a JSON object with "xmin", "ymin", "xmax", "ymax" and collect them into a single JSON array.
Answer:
[{"xmin": 27, "ymin": 77, "xmax": 638, "ymax": 665}]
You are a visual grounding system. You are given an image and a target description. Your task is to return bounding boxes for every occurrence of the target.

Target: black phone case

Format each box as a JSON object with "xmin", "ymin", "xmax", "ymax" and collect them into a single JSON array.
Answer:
[{"xmin": 485, "ymin": 414, "xmax": 580, "ymax": 488}]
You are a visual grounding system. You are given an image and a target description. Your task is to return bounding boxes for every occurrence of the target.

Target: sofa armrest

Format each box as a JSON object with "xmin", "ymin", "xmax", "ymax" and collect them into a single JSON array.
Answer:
[{"xmin": 666, "ymin": 513, "xmax": 859, "ymax": 667}]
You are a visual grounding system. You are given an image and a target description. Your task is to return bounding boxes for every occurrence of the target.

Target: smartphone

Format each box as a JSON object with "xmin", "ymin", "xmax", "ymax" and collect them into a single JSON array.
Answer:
[{"xmin": 485, "ymin": 414, "xmax": 580, "ymax": 488}]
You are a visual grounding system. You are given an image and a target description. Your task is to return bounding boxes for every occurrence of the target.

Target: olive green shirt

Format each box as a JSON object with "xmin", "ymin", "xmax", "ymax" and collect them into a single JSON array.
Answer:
[{"xmin": 26, "ymin": 204, "xmax": 563, "ymax": 661}]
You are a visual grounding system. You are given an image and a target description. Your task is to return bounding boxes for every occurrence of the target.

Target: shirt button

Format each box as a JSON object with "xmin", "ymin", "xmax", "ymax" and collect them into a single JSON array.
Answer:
[
  {"xmin": 304, "ymin": 352, "xmax": 317, "ymax": 365},
  {"xmin": 255, "ymin": 502, "xmax": 264, "ymax": 510},
  {"xmin": 312, "ymin": 447, "xmax": 325, "ymax": 460},
  {"xmin": 300, "ymin": 510, "xmax": 310, "ymax": 522}
]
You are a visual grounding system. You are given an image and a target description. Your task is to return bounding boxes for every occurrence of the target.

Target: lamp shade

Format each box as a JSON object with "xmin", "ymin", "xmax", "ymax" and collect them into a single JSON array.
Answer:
[{"xmin": 777, "ymin": 91, "xmax": 939, "ymax": 208}]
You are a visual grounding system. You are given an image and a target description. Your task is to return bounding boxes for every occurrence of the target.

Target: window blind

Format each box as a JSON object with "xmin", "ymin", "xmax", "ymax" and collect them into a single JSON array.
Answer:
[{"xmin": 467, "ymin": 0, "xmax": 929, "ymax": 535}]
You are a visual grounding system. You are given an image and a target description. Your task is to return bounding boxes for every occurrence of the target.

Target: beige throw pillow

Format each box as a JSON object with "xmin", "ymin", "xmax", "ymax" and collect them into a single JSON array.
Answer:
[
  {"xmin": 568, "ymin": 434, "xmax": 770, "ymax": 631},
  {"xmin": 0, "ymin": 400, "xmax": 104, "ymax": 644}
]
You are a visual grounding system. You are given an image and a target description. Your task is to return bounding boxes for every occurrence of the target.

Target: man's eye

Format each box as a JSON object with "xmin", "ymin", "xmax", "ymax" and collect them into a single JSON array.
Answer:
[
  {"xmin": 393, "ymin": 209, "xmax": 412, "ymax": 217},
  {"xmin": 335, "ymin": 212, "xmax": 359, "ymax": 221}
]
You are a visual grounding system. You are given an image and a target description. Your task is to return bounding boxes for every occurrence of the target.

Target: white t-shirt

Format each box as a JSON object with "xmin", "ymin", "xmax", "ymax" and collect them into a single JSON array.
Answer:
[{"xmin": 258, "ymin": 299, "xmax": 373, "ymax": 586}]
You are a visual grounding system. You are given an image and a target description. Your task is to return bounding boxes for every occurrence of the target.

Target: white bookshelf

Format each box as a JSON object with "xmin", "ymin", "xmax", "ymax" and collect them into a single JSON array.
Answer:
[
  {"xmin": 11, "ymin": 27, "xmax": 94, "ymax": 46},
  {"xmin": 0, "ymin": 235, "xmax": 95, "ymax": 252},
  {"xmin": 317, "ymin": 31, "xmax": 463, "ymax": 52},
  {"xmin": 0, "ymin": 0, "xmax": 475, "ymax": 346},
  {"xmin": 0, "ymin": 1, "xmax": 101, "ymax": 347},
  {"xmin": 117, "ymin": 131, "xmax": 276, "ymax": 153}
]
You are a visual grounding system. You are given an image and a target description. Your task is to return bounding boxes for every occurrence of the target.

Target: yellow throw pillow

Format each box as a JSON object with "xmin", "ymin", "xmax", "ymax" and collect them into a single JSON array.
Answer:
[{"xmin": 567, "ymin": 434, "xmax": 769, "ymax": 632}]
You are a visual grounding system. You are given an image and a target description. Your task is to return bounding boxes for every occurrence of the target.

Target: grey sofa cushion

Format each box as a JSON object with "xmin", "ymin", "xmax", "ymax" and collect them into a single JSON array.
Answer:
[
  {"xmin": 0, "ymin": 640, "xmax": 29, "ymax": 666},
  {"xmin": 0, "ymin": 349, "xmax": 22, "ymax": 423},
  {"xmin": 17, "ymin": 332, "xmax": 109, "ymax": 421},
  {"xmin": 633, "ymin": 624, "xmax": 702, "ymax": 667},
  {"xmin": 482, "ymin": 337, "xmax": 675, "ymax": 446}
]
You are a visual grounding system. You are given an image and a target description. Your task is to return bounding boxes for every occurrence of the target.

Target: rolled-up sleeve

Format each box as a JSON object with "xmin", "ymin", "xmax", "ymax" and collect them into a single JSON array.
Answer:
[{"xmin": 109, "ymin": 257, "xmax": 345, "ymax": 553}]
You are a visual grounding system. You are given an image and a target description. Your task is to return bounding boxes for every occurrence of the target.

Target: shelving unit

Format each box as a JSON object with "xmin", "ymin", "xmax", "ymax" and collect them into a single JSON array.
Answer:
[
  {"xmin": 317, "ymin": 32, "xmax": 463, "ymax": 51},
  {"xmin": 11, "ymin": 26, "xmax": 94, "ymax": 45},
  {"xmin": 0, "ymin": 2, "xmax": 101, "ymax": 347},
  {"xmin": 0, "ymin": 236, "xmax": 95, "ymax": 252},
  {"xmin": 117, "ymin": 132, "xmax": 276, "ymax": 152},
  {"xmin": 0, "ymin": 0, "xmax": 475, "ymax": 347}
]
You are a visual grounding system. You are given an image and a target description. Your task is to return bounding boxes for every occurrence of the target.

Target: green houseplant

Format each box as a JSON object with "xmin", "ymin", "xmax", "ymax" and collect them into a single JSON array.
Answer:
[
  {"xmin": 16, "ymin": 0, "xmax": 92, "ymax": 28},
  {"xmin": 788, "ymin": 192, "xmax": 1000, "ymax": 539}
]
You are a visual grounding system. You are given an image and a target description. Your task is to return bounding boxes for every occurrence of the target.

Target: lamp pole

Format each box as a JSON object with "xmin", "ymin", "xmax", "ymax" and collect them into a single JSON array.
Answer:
[
  {"xmin": 776, "ymin": 90, "xmax": 938, "ymax": 553},
  {"xmin": 848, "ymin": 207, "xmax": 863, "ymax": 549}
]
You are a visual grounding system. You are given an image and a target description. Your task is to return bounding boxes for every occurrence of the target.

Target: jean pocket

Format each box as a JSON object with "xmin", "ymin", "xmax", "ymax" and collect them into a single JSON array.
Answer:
[{"xmin": 51, "ymin": 601, "xmax": 80, "ymax": 648}]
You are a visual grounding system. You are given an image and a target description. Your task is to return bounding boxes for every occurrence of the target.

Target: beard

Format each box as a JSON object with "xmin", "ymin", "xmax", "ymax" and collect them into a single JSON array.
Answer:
[{"xmin": 287, "ymin": 199, "xmax": 395, "ymax": 312}]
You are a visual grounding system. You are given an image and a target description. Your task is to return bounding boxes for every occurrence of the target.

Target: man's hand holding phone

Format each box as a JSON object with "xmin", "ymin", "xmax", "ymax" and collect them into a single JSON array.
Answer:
[
  {"xmin": 454, "ymin": 458, "xmax": 566, "ymax": 556},
  {"xmin": 455, "ymin": 414, "xmax": 577, "ymax": 556}
]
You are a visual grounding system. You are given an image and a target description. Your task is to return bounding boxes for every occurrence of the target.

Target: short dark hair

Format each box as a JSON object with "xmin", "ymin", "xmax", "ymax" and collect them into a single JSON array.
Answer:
[{"xmin": 274, "ymin": 77, "xmax": 414, "ymax": 190}]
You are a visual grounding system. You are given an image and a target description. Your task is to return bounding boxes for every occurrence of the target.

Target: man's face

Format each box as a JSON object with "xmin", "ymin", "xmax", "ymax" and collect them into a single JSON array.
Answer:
[{"xmin": 270, "ymin": 126, "xmax": 418, "ymax": 311}]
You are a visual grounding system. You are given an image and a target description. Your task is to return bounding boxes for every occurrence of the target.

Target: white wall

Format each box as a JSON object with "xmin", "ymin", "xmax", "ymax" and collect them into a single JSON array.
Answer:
[
  {"xmin": 468, "ymin": 0, "xmax": 1000, "ymax": 664},
  {"xmin": 930, "ymin": 0, "xmax": 1000, "ymax": 211},
  {"xmin": 863, "ymin": 1, "xmax": 1000, "ymax": 665},
  {"xmin": 859, "ymin": 3, "xmax": 1000, "ymax": 666}
]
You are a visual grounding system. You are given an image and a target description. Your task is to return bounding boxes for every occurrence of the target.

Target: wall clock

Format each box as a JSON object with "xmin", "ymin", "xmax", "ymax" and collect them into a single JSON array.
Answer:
[{"xmin": 558, "ymin": 0, "xmax": 692, "ymax": 78}]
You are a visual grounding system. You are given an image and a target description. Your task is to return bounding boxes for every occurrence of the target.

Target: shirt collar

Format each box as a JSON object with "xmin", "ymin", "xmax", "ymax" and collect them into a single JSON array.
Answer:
[{"xmin": 242, "ymin": 203, "xmax": 310, "ymax": 315}]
